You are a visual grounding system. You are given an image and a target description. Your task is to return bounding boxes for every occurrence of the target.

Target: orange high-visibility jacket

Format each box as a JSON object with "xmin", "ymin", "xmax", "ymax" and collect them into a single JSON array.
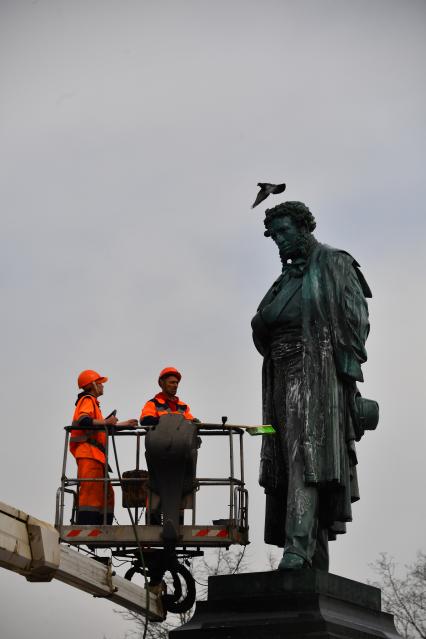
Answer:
[
  {"xmin": 140, "ymin": 392, "xmax": 194, "ymax": 424},
  {"xmin": 70, "ymin": 394, "xmax": 107, "ymax": 464}
]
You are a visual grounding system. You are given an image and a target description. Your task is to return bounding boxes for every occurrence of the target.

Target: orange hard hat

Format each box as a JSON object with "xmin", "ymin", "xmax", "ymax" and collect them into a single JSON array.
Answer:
[
  {"xmin": 158, "ymin": 367, "xmax": 182, "ymax": 384},
  {"xmin": 78, "ymin": 369, "xmax": 108, "ymax": 389}
]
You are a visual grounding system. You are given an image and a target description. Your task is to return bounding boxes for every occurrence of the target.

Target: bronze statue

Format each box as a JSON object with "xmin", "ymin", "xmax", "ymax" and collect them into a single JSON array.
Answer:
[{"xmin": 251, "ymin": 201, "xmax": 378, "ymax": 571}]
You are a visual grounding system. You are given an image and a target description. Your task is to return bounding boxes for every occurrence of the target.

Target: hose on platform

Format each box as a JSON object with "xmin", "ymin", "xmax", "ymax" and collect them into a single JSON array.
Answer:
[{"xmin": 111, "ymin": 431, "xmax": 151, "ymax": 639}]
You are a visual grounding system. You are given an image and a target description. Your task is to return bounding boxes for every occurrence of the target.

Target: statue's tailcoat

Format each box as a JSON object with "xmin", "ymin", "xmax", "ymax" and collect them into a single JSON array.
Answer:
[{"xmin": 253, "ymin": 243, "xmax": 372, "ymax": 545}]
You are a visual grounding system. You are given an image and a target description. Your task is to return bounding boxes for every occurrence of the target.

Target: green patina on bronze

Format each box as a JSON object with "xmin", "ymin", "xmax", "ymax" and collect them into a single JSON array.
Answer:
[{"xmin": 251, "ymin": 201, "xmax": 378, "ymax": 571}]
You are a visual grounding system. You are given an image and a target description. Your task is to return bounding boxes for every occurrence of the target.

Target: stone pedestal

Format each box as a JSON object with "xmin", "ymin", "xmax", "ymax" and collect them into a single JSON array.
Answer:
[{"xmin": 170, "ymin": 569, "xmax": 400, "ymax": 639}]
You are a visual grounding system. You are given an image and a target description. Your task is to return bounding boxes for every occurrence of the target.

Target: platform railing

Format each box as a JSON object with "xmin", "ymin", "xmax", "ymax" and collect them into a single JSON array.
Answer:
[{"xmin": 56, "ymin": 424, "xmax": 247, "ymax": 538}]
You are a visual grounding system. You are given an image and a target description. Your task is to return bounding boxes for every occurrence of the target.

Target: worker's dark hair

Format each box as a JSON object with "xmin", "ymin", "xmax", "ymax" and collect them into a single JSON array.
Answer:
[{"xmin": 264, "ymin": 201, "xmax": 316, "ymax": 237}]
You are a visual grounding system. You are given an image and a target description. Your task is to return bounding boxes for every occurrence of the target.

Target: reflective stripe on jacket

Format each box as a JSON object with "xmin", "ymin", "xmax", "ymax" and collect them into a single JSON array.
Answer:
[
  {"xmin": 70, "ymin": 394, "xmax": 106, "ymax": 464},
  {"xmin": 140, "ymin": 392, "xmax": 194, "ymax": 422}
]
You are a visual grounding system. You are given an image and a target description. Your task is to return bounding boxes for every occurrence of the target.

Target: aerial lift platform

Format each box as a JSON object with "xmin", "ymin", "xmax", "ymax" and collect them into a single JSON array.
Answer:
[{"xmin": 55, "ymin": 415, "xmax": 254, "ymax": 614}]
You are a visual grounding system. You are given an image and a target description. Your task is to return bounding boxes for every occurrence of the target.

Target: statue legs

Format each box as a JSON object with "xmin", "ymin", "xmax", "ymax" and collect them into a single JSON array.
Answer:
[
  {"xmin": 272, "ymin": 343, "xmax": 329, "ymax": 570},
  {"xmin": 279, "ymin": 452, "xmax": 329, "ymax": 570},
  {"xmin": 281, "ymin": 456, "xmax": 319, "ymax": 566}
]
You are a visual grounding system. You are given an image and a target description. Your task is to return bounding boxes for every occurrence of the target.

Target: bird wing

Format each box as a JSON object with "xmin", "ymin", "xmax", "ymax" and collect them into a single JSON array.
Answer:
[{"xmin": 252, "ymin": 188, "xmax": 269, "ymax": 208}]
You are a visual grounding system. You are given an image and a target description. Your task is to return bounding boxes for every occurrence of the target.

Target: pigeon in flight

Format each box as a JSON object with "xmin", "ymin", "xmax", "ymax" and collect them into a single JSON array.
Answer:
[{"xmin": 251, "ymin": 182, "xmax": 286, "ymax": 208}]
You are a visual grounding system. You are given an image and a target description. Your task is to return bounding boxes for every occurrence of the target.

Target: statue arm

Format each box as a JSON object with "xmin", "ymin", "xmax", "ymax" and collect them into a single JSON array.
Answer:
[
  {"xmin": 324, "ymin": 250, "xmax": 371, "ymax": 382},
  {"xmin": 343, "ymin": 259, "xmax": 370, "ymax": 363},
  {"xmin": 251, "ymin": 275, "xmax": 283, "ymax": 356}
]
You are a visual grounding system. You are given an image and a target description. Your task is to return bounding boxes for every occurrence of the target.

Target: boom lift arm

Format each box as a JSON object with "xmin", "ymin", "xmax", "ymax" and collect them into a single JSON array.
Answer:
[{"xmin": 0, "ymin": 500, "xmax": 163, "ymax": 621}]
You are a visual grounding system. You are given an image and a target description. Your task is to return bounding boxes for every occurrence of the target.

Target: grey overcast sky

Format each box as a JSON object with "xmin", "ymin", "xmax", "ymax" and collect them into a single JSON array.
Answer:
[{"xmin": 1, "ymin": 1, "xmax": 425, "ymax": 637}]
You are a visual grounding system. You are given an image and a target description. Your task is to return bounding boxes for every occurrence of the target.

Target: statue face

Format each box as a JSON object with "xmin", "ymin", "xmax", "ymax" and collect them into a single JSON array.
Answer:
[{"xmin": 268, "ymin": 215, "xmax": 303, "ymax": 261}]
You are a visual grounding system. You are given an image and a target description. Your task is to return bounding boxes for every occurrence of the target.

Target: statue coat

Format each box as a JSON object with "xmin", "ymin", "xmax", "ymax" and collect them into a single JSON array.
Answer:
[{"xmin": 252, "ymin": 243, "xmax": 373, "ymax": 545}]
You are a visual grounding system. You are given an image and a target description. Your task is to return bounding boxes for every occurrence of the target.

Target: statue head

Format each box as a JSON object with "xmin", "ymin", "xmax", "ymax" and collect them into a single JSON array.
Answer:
[{"xmin": 263, "ymin": 201, "xmax": 316, "ymax": 262}]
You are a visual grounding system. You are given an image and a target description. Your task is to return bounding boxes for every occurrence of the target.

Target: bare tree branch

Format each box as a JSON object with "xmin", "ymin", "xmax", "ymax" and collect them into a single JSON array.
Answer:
[
  {"xmin": 265, "ymin": 548, "xmax": 280, "ymax": 571},
  {"xmin": 118, "ymin": 547, "xmax": 249, "ymax": 638},
  {"xmin": 370, "ymin": 552, "xmax": 426, "ymax": 639}
]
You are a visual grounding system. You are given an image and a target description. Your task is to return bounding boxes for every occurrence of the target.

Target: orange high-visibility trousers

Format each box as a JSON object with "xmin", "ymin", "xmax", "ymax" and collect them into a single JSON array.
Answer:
[{"xmin": 77, "ymin": 458, "xmax": 114, "ymax": 525}]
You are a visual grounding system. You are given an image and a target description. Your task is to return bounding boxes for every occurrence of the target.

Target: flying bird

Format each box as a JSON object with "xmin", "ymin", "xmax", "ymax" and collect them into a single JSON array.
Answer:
[{"xmin": 251, "ymin": 182, "xmax": 286, "ymax": 208}]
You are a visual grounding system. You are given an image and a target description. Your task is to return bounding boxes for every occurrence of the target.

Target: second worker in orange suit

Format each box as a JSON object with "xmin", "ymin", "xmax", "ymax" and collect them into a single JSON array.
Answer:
[
  {"xmin": 140, "ymin": 367, "xmax": 199, "ymax": 526},
  {"xmin": 71, "ymin": 369, "xmax": 138, "ymax": 525},
  {"xmin": 140, "ymin": 366, "xmax": 198, "ymax": 426}
]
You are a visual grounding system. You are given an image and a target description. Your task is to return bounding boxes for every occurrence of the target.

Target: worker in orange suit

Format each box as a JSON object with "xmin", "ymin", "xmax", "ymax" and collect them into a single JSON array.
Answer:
[
  {"xmin": 140, "ymin": 367, "xmax": 199, "ymax": 526},
  {"xmin": 139, "ymin": 367, "xmax": 198, "ymax": 426},
  {"xmin": 71, "ymin": 369, "xmax": 138, "ymax": 525}
]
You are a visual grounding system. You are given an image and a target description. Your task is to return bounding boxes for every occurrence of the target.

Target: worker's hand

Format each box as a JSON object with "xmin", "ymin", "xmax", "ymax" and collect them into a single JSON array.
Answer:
[
  {"xmin": 116, "ymin": 419, "xmax": 138, "ymax": 429},
  {"xmin": 105, "ymin": 414, "xmax": 118, "ymax": 426}
]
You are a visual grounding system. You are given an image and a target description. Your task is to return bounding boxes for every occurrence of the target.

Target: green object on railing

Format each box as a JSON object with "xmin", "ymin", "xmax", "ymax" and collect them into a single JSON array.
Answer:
[{"xmin": 246, "ymin": 425, "xmax": 276, "ymax": 436}]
